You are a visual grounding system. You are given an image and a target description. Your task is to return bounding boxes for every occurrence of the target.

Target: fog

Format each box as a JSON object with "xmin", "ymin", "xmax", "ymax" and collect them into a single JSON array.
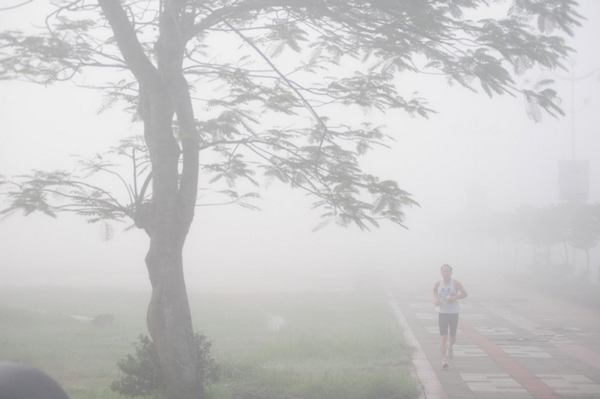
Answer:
[{"xmin": 1, "ymin": 0, "xmax": 600, "ymax": 294}]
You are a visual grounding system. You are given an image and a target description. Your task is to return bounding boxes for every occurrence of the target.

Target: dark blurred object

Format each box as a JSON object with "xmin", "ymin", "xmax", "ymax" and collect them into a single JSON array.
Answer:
[
  {"xmin": 0, "ymin": 362, "xmax": 69, "ymax": 399},
  {"xmin": 91, "ymin": 313, "xmax": 114, "ymax": 327}
]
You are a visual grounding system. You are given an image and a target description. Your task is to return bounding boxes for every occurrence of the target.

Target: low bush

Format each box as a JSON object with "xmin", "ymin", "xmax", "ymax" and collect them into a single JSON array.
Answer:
[{"xmin": 110, "ymin": 333, "xmax": 219, "ymax": 398}]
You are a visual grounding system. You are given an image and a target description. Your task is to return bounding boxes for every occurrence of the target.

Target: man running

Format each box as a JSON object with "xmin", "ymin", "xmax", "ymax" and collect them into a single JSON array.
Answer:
[{"xmin": 434, "ymin": 264, "xmax": 468, "ymax": 369}]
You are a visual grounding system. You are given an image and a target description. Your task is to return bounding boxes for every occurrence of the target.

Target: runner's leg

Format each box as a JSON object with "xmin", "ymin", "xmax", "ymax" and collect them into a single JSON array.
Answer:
[
  {"xmin": 440, "ymin": 335, "xmax": 448, "ymax": 359},
  {"xmin": 439, "ymin": 313, "xmax": 449, "ymax": 361},
  {"xmin": 447, "ymin": 313, "xmax": 459, "ymax": 356}
]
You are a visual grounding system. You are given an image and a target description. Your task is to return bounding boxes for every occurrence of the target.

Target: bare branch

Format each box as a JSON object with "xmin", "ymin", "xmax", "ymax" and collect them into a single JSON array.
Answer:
[{"xmin": 0, "ymin": 0, "xmax": 34, "ymax": 11}]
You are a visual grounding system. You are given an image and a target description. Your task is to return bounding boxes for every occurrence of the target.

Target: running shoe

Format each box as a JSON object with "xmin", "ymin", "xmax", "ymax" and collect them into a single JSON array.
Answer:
[
  {"xmin": 442, "ymin": 358, "xmax": 449, "ymax": 369},
  {"xmin": 447, "ymin": 343, "xmax": 454, "ymax": 359}
]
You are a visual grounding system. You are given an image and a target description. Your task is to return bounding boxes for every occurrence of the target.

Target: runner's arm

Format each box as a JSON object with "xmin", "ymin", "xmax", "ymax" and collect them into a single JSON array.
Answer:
[
  {"xmin": 451, "ymin": 280, "xmax": 468, "ymax": 301},
  {"xmin": 433, "ymin": 281, "xmax": 440, "ymax": 306}
]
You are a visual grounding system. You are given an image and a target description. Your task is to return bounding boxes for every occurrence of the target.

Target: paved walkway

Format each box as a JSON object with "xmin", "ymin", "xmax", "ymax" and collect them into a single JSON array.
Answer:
[{"xmin": 385, "ymin": 268, "xmax": 600, "ymax": 399}]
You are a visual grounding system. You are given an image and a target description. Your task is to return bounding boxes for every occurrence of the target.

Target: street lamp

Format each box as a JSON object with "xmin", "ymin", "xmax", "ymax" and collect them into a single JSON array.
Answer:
[
  {"xmin": 553, "ymin": 59, "xmax": 600, "ymax": 160},
  {"xmin": 553, "ymin": 60, "xmax": 600, "ymax": 203}
]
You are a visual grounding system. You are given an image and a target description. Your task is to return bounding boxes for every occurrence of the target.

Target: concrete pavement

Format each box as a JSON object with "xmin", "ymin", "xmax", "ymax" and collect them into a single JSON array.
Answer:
[{"xmin": 386, "ymin": 268, "xmax": 600, "ymax": 399}]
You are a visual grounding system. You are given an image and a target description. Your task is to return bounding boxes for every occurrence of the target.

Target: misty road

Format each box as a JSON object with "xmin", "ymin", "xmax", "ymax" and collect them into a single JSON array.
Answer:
[{"xmin": 386, "ymin": 267, "xmax": 600, "ymax": 399}]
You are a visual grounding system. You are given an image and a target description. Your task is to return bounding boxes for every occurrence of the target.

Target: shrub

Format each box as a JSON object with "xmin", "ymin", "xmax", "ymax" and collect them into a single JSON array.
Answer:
[{"xmin": 111, "ymin": 332, "xmax": 219, "ymax": 398}]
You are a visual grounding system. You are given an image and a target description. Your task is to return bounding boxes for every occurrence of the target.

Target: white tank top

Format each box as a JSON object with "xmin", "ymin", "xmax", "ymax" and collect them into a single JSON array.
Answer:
[{"xmin": 436, "ymin": 279, "xmax": 459, "ymax": 314}]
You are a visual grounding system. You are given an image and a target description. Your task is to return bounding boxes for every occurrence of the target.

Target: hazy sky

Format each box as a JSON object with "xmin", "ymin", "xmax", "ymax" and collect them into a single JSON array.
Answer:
[{"xmin": 1, "ymin": 1, "xmax": 600, "ymax": 291}]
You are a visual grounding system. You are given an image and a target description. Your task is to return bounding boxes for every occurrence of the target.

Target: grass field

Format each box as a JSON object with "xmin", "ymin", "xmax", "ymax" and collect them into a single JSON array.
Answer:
[{"xmin": 0, "ymin": 283, "xmax": 420, "ymax": 399}]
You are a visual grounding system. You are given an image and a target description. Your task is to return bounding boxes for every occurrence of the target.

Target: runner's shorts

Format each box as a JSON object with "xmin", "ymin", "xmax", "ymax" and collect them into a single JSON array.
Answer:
[{"xmin": 438, "ymin": 313, "xmax": 459, "ymax": 336}]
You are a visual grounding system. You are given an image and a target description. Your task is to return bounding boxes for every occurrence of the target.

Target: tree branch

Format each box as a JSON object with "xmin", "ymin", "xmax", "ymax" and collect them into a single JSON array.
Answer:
[
  {"xmin": 0, "ymin": 0, "xmax": 34, "ymax": 11},
  {"xmin": 97, "ymin": 0, "xmax": 158, "ymax": 85}
]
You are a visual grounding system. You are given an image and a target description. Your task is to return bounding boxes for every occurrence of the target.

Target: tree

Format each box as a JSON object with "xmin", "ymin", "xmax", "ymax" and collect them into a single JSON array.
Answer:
[
  {"xmin": 513, "ymin": 204, "xmax": 569, "ymax": 270},
  {"xmin": 565, "ymin": 202, "xmax": 600, "ymax": 274},
  {"xmin": 0, "ymin": 1, "xmax": 582, "ymax": 398},
  {"xmin": 509, "ymin": 203, "xmax": 600, "ymax": 276}
]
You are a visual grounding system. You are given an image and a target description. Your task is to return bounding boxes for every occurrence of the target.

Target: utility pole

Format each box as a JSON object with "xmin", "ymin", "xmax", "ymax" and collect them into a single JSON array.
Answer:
[
  {"xmin": 553, "ymin": 59, "xmax": 600, "ymax": 161},
  {"xmin": 553, "ymin": 60, "xmax": 600, "ymax": 275}
]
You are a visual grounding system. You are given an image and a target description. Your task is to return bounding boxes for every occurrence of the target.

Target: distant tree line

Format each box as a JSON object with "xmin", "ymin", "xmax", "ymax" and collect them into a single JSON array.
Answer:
[{"xmin": 462, "ymin": 203, "xmax": 600, "ymax": 280}]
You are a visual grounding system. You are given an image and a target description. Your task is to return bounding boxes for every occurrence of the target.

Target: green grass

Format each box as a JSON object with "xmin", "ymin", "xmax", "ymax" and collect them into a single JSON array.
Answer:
[{"xmin": 0, "ymin": 285, "xmax": 420, "ymax": 399}]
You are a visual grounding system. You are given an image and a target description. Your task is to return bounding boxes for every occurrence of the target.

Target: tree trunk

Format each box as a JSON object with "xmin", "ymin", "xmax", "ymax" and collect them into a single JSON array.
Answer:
[
  {"xmin": 141, "ymin": 76, "xmax": 201, "ymax": 399},
  {"xmin": 142, "ymin": 80, "xmax": 202, "ymax": 399},
  {"xmin": 146, "ymin": 238, "xmax": 200, "ymax": 399},
  {"xmin": 98, "ymin": 1, "xmax": 202, "ymax": 398},
  {"xmin": 513, "ymin": 241, "xmax": 518, "ymax": 270},
  {"xmin": 586, "ymin": 249, "xmax": 590, "ymax": 272}
]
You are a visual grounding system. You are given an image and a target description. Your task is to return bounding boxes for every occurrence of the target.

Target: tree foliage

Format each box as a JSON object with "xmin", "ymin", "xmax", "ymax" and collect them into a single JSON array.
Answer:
[
  {"xmin": 0, "ymin": 0, "xmax": 582, "ymax": 231},
  {"xmin": 0, "ymin": 136, "xmax": 260, "ymax": 229}
]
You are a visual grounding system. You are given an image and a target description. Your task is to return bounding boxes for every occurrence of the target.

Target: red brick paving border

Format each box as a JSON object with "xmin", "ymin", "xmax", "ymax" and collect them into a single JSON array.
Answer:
[{"xmin": 459, "ymin": 319, "xmax": 562, "ymax": 399}]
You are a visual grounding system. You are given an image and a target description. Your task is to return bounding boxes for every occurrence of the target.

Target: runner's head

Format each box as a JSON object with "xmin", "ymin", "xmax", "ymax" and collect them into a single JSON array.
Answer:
[{"xmin": 441, "ymin": 264, "xmax": 452, "ymax": 279}]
